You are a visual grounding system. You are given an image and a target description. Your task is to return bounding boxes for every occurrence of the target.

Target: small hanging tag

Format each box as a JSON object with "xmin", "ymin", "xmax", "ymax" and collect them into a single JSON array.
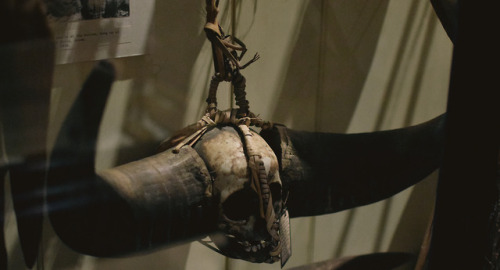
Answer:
[{"xmin": 280, "ymin": 209, "xmax": 291, "ymax": 268}]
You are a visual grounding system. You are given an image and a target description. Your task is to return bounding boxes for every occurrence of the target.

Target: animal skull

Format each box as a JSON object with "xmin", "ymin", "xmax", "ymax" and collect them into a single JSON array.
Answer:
[
  {"xmin": 39, "ymin": 61, "xmax": 445, "ymax": 268},
  {"xmin": 193, "ymin": 125, "xmax": 285, "ymax": 263}
]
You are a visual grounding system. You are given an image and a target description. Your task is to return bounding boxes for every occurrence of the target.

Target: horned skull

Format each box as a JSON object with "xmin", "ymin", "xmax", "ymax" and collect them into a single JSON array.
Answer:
[
  {"xmin": 39, "ymin": 62, "xmax": 445, "ymax": 269},
  {"xmin": 193, "ymin": 125, "xmax": 286, "ymax": 263}
]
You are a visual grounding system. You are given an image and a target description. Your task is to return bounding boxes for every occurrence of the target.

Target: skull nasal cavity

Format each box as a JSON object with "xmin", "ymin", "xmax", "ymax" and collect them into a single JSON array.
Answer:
[{"xmin": 222, "ymin": 189, "xmax": 259, "ymax": 221}]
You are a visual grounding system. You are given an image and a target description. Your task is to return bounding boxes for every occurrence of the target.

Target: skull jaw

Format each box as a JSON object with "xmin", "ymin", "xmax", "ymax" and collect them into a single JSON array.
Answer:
[
  {"xmin": 211, "ymin": 232, "xmax": 280, "ymax": 264},
  {"xmin": 193, "ymin": 126, "xmax": 283, "ymax": 264}
]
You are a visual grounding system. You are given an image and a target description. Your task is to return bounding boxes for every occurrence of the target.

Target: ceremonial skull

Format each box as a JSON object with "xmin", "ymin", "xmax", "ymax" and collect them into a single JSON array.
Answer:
[{"xmin": 193, "ymin": 125, "xmax": 285, "ymax": 263}]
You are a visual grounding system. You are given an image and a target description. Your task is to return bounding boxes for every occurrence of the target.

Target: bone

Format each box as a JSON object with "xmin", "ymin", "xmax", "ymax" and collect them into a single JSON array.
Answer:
[
  {"xmin": 45, "ymin": 66, "xmax": 446, "ymax": 262},
  {"xmin": 46, "ymin": 75, "xmax": 446, "ymax": 259},
  {"xmin": 1, "ymin": 0, "xmax": 456, "ymax": 266}
]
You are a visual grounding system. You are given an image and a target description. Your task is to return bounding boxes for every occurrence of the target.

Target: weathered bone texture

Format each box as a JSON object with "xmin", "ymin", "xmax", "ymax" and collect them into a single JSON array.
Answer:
[
  {"xmin": 46, "ymin": 60, "xmax": 446, "ymax": 260},
  {"xmin": 2, "ymin": 0, "xmax": 457, "ymax": 267},
  {"xmin": 193, "ymin": 125, "xmax": 284, "ymax": 263},
  {"xmin": 47, "ymin": 61, "xmax": 217, "ymax": 256},
  {"xmin": 0, "ymin": 0, "xmax": 54, "ymax": 267},
  {"xmin": 260, "ymin": 114, "xmax": 445, "ymax": 218}
]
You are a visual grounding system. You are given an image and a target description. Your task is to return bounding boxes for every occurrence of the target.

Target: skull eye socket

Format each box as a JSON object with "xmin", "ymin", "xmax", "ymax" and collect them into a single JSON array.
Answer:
[{"xmin": 222, "ymin": 189, "xmax": 259, "ymax": 221}]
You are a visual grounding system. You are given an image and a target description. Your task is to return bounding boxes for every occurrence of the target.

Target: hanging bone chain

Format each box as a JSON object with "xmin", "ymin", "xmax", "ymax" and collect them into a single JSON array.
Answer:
[
  {"xmin": 239, "ymin": 124, "xmax": 282, "ymax": 261},
  {"xmin": 204, "ymin": 0, "xmax": 259, "ymax": 118},
  {"xmin": 206, "ymin": 75, "xmax": 222, "ymax": 114},
  {"xmin": 233, "ymin": 73, "xmax": 250, "ymax": 117}
]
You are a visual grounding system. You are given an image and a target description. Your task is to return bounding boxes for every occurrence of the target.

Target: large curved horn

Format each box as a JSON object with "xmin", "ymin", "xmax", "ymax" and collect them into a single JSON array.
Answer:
[
  {"xmin": 261, "ymin": 114, "xmax": 445, "ymax": 218},
  {"xmin": 47, "ymin": 61, "xmax": 216, "ymax": 256},
  {"xmin": 0, "ymin": 0, "xmax": 54, "ymax": 267}
]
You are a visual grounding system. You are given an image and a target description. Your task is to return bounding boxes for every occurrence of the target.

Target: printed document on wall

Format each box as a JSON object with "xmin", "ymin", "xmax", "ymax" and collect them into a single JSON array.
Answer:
[{"xmin": 45, "ymin": 0, "xmax": 155, "ymax": 64}]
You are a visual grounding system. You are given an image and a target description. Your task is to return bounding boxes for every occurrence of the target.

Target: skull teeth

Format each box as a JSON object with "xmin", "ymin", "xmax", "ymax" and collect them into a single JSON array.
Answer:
[
  {"xmin": 239, "ymin": 241, "xmax": 268, "ymax": 252},
  {"xmin": 238, "ymin": 241, "xmax": 251, "ymax": 247}
]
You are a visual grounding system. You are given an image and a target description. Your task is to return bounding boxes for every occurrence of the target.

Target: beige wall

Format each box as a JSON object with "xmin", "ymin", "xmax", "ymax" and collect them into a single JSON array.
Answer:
[{"xmin": 3, "ymin": 0, "xmax": 452, "ymax": 269}]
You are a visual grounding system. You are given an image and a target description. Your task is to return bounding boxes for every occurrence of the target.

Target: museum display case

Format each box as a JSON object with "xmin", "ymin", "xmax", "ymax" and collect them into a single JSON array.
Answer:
[{"xmin": 2, "ymin": 0, "xmax": 498, "ymax": 269}]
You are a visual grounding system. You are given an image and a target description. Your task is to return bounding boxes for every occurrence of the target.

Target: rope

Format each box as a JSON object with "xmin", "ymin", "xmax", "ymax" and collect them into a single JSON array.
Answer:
[
  {"xmin": 232, "ymin": 73, "xmax": 249, "ymax": 116},
  {"xmin": 171, "ymin": 109, "xmax": 273, "ymax": 154}
]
